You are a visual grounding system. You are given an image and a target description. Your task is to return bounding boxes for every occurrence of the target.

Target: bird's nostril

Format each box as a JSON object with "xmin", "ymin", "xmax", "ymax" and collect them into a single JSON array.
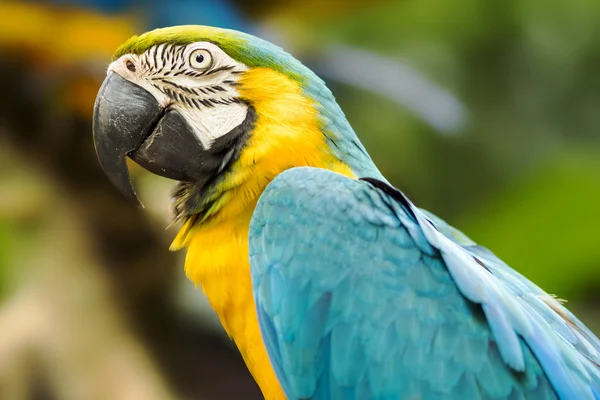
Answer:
[{"xmin": 126, "ymin": 60, "xmax": 136, "ymax": 72}]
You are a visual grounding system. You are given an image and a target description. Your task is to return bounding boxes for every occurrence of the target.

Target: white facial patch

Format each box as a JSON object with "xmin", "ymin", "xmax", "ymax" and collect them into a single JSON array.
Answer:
[
  {"xmin": 107, "ymin": 41, "xmax": 250, "ymax": 149},
  {"xmin": 176, "ymin": 102, "xmax": 248, "ymax": 147}
]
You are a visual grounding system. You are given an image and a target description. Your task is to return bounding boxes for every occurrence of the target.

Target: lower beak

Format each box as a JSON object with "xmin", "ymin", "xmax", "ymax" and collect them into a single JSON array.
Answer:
[{"xmin": 92, "ymin": 73, "xmax": 204, "ymax": 205}]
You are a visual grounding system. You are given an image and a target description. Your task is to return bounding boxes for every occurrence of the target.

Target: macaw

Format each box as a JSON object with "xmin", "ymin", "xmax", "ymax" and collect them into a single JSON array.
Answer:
[{"xmin": 91, "ymin": 25, "xmax": 600, "ymax": 400}]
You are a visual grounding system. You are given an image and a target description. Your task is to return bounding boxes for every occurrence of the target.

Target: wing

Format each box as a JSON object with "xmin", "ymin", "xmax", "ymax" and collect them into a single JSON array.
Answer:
[{"xmin": 249, "ymin": 167, "xmax": 600, "ymax": 400}]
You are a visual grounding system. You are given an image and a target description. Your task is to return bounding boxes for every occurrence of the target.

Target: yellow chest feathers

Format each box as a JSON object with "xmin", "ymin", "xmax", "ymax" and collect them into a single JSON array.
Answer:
[{"xmin": 171, "ymin": 67, "xmax": 354, "ymax": 399}]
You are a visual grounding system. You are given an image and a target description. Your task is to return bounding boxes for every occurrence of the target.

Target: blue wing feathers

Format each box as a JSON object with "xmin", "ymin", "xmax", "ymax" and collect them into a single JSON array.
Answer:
[{"xmin": 249, "ymin": 167, "xmax": 600, "ymax": 399}]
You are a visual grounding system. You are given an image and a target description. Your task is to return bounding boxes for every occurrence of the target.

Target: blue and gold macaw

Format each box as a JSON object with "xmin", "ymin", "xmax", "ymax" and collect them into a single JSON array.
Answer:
[{"xmin": 92, "ymin": 26, "xmax": 600, "ymax": 399}]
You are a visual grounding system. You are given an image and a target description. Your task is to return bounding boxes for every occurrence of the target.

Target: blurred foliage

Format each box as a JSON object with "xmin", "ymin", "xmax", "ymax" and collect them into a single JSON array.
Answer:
[
  {"xmin": 461, "ymin": 150, "xmax": 600, "ymax": 295},
  {"xmin": 0, "ymin": 0, "xmax": 599, "ymax": 398}
]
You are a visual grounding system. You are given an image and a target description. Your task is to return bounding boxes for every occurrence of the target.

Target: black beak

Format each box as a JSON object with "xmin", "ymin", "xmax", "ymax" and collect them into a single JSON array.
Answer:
[{"xmin": 93, "ymin": 73, "xmax": 204, "ymax": 205}]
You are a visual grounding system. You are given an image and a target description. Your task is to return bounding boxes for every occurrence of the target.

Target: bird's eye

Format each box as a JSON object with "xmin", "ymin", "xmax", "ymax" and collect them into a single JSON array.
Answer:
[{"xmin": 189, "ymin": 49, "xmax": 212, "ymax": 70}]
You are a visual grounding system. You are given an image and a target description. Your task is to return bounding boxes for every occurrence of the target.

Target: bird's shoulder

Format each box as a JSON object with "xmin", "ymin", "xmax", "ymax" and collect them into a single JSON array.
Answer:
[{"xmin": 249, "ymin": 166, "xmax": 600, "ymax": 400}]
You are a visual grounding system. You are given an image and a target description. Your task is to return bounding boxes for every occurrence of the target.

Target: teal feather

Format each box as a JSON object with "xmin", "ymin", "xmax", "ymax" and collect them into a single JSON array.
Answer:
[{"xmin": 249, "ymin": 166, "xmax": 600, "ymax": 400}]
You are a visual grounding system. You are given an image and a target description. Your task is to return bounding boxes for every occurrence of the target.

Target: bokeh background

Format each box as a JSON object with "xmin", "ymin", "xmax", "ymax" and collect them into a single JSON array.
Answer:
[{"xmin": 1, "ymin": 0, "xmax": 599, "ymax": 399}]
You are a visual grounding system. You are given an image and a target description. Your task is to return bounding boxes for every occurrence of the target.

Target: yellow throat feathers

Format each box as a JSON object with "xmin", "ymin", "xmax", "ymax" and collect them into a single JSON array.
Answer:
[{"xmin": 171, "ymin": 67, "xmax": 354, "ymax": 399}]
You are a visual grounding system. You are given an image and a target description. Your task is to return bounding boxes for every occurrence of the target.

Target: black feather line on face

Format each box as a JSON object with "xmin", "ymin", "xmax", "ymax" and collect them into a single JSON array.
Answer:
[
  {"xmin": 152, "ymin": 46, "xmax": 158, "ymax": 70},
  {"xmin": 204, "ymin": 65, "xmax": 235, "ymax": 76},
  {"xmin": 172, "ymin": 105, "xmax": 256, "ymax": 221},
  {"xmin": 222, "ymin": 80, "xmax": 240, "ymax": 88},
  {"xmin": 174, "ymin": 47, "xmax": 185, "ymax": 70},
  {"xmin": 156, "ymin": 78, "xmax": 245, "ymax": 111}
]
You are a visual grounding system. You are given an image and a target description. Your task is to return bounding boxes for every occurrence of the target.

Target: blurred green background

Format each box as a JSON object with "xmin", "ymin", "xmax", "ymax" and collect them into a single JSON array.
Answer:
[{"xmin": 0, "ymin": 0, "xmax": 599, "ymax": 399}]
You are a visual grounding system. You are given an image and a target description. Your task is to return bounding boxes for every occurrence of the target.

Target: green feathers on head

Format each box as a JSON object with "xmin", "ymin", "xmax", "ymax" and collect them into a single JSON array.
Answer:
[{"xmin": 114, "ymin": 25, "xmax": 306, "ymax": 83}]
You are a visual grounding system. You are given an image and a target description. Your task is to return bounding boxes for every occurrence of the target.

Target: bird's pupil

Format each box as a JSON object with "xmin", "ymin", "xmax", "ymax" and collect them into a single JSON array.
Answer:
[{"xmin": 196, "ymin": 54, "xmax": 204, "ymax": 63}]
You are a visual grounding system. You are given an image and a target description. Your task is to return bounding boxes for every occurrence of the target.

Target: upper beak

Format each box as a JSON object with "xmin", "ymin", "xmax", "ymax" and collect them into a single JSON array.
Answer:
[
  {"xmin": 93, "ymin": 73, "xmax": 163, "ymax": 205},
  {"xmin": 93, "ymin": 73, "xmax": 204, "ymax": 205}
]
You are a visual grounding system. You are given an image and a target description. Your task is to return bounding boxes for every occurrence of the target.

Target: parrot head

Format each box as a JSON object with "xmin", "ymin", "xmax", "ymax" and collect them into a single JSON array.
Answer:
[{"xmin": 93, "ymin": 25, "xmax": 378, "ymax": 224}]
